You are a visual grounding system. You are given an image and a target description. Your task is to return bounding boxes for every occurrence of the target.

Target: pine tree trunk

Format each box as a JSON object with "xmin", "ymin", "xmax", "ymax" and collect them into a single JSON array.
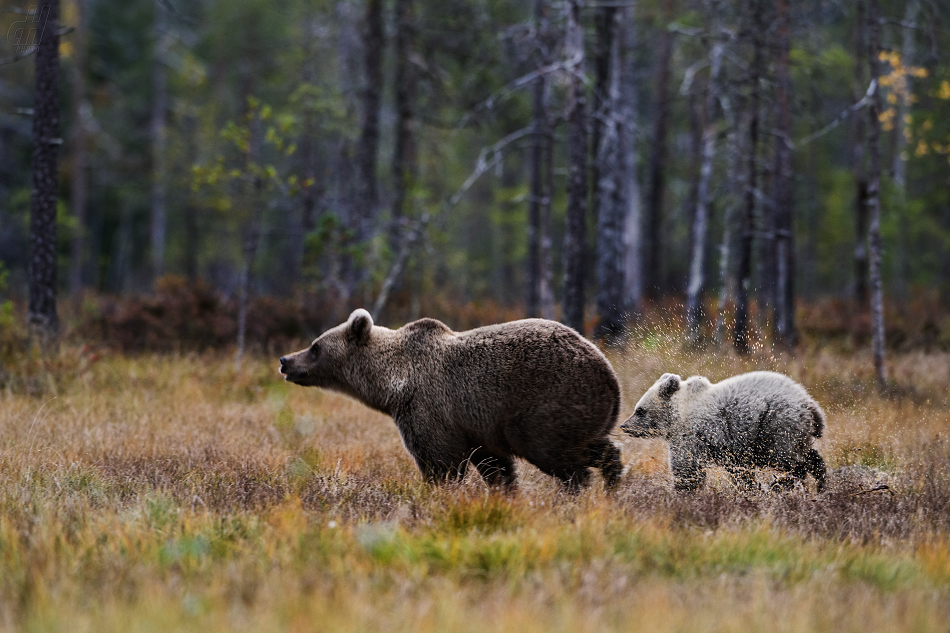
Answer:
[
  {"xmin": 356, "ymin": 0, "xmax": 383, "ymax": 251},
  {"xmin": 391, "ymin": 0, "xmax": 416, "ymax": 257},
  {"xmin": 643, "ymin": 0, "xmax": 675, "ymax": 300},
  {"xmin": 539, "ymin": 80, "xmax": 556, "ymax": 321},
  {"xmin": 733, "ymin": 0, "xmax": 764, "ymax": 354},
  {"xmin": 235, "ymin": 111, "xmax": 264, "ymax": 370},
  {"xmin": 526, "ymin": 0, "xmax": 547, "ymax": 317},
  {"xmin": 620, "ymin": 3, "xmax": 643, "ymax": 316},
  {"xmin": 29, "ymin": 0, "xmax": 61, "ymax": 351},
  {"xmin": 685, "ymin": 10, "xmax": 724, "ymax": 344},
  {"xmin": 69, "ymin": 0, "xmax": 89, "ymax": 299},
  {"xmin": 773, "ymin": 0, "xmax": 796, "ymax": 346},
  {"xmin": 562, "ymin": 0, "xmax": 588, "ymax": 333},
  {"xmin": 150, "ymin": 0, "xmax": 168, "ymax": 281},
  {"xmin": 892, "ymin": 0, "xmax": 917, "ymax": 302},
  {"xmin": 594, "ymin": 8, "xmax": 625, "ymax": 341},
  {"xmin": 182, "ymin": 114, "xmax": 200, "ymax": 282},
  {"xmin": 853, "ymin": 0, "xmax": 869, "ymax": 312},
  {"xmin": 590, "ymin": 4, "xmax": 616, "ymax": 243},
  {"xmin": 866, "ymin": 0, "xmax": 887, "ymax": 390}
]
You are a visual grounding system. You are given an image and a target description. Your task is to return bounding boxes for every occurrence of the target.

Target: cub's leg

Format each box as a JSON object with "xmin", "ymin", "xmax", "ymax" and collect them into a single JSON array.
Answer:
[
  {"xmin": 725, "ymin": 465, "xmax": 757, "ymax": 492},
  {"xmin": 469, "ymin": 447, "xmax": 517, "ymax": 492},
  {"xmin": 670, "ymin": 448, "xmax": 706, "ymax": 492}
]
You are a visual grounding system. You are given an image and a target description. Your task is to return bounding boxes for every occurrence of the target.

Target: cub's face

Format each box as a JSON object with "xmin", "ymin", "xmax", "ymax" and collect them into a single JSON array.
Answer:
[
  {"xmin": 620, "ymin": 373, "xmax": 682, "ymax": 438},
  {"xmin": 279, "ymin": 309, "xmax": 373, "ymax": 388}
]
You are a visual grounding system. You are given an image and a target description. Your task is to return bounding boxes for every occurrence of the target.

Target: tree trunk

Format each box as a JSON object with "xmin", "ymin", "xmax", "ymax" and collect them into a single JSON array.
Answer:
[
  {"xmin": 714, "ymin": 115, "xmax": 742, "ymax": 347},
  {"xmin": 685, "ymin": 11, "xmax": 724, "ymax": 344},
  {"xmin": 866, "ymin": 0, "xmax": 887, "ymax": 390},
  {"xmin": 182, "ymin": 114, "xmax": 200, "ymax": 281},
  {"xmin": 355, "ymin": 0, "xmax": 383, "ymax": 252},
  {"xmin": 562, "ymin": 0, "xmax": 588, "ymax": 333},
  {"xmin": 892, "ymin": 0, "xmax": 917, "ymax": 302},
  {"xmin": 733, "ymin": 0, "xmax": 764, "ymax": 354},
  {"xmin": 29, "ymin": 0, "xmax": 61, "ymax": 351},
  {"xmin": 853, "ymin": 0, "xmax": 869, "ymax": 312},
  {"xmin": 590, "ymin": 4, "xmax": 616, "ymax": 244},
  {"xmin": 620, "ymin": 3, "xmax": 643, "ymax": 316},
  {"xmin": 235, "ymin": 111, "xmax": 265, "ymax": 370},
  {"xmin": 526, "ymin": 0, "xmax": 547, "ymax": 317},
  {"xmin": 643, "ymin": 0, "xmax": 675, "ymax": 300},
  {"xmin": 539, "ymin": 80, "xmax": 556, "ymax": 321},
  {"xmin": 773, "ymin": 0, "xmax": 796, "ymax": 346},
  {"xmin": 69, "ymin": 0, "xmax": 89, "ymax": 299},
  {"xmin": 594, "ymin": 8, "xmax": 625, "ymax": 341},
  {"xmin": 150, "ymin": 0, "xmax": 168, "ymax": 281},
  {"xmin": 391, "ymin": 0, "xmax": 417, "ymax": 259}
]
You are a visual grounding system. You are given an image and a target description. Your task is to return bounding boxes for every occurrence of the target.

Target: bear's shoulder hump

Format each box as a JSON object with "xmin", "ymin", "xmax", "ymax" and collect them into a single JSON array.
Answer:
[{"xmin": 402, "ymin": 317, "xmax": 453, "ymax": 337}]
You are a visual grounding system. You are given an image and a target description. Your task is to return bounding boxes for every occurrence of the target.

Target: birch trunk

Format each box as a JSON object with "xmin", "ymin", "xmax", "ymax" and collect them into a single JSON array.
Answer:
[
  {"xmin": 866, "ymin": 0, "xmax": 887, "ymax": 390},
  {"xmin": 594, "ymin": 9, "xmax": 625, "ymax": 341},
  {"xmin": 685, "ymin": 12, "xmax": 724, "ymax": 344},
  {"xmin": 620, "ymin": 3, "xmax": 643, "ymax": 316}
]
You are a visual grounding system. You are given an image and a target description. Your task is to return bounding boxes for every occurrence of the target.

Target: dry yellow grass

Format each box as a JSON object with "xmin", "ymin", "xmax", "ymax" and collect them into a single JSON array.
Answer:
[{"xmin": 1, "ymin": 336, "xmax": 950, "ymax": 632}]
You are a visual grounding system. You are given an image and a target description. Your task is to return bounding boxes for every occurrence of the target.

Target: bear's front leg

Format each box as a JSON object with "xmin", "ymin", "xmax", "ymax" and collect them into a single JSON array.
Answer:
[
  {"xmin": 669, "ymin": 443, "xmax": 706, "ymax": 492},
  {"xmin": 394, "ymin": 415, "xmax": 471, "ymax": 485}
]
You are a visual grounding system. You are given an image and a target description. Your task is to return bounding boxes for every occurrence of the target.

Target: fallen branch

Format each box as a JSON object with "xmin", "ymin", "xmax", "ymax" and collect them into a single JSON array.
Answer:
[{"xmin": 849, "ymin": 484, "xmax": 893, "ymax": 496}]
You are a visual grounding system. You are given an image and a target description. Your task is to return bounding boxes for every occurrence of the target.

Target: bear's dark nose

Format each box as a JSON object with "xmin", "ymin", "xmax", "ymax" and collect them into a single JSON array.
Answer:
[{"xmin": 279, "ymin": 356, "xmax": 288, "ymax": 372}]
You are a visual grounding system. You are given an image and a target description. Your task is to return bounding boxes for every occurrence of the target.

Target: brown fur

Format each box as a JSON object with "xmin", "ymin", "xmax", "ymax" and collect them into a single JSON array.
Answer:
[{"xmin": 279, "ymin": 309, "xmax": 623, "ymax": 491}]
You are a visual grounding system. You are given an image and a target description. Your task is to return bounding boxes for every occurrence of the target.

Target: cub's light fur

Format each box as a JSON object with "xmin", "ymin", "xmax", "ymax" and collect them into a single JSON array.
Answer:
[
  {"xmin": 621, "ymin": 371, "xmax": 826, "ymax": 492},
  {"xmin": 279, "ymin": 309, "xmax": 623, "ymax": 491}
]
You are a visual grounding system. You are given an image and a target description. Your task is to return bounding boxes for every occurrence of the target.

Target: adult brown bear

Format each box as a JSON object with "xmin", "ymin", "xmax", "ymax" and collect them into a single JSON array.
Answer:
[{"xmin": 279, "ymin": 309, "xmax": 622, "ymax": 491}]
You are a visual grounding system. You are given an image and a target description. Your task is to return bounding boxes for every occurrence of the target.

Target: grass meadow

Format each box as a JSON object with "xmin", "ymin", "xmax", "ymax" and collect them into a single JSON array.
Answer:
[{"xmin": 2, "ymin": 331, "xmax": 950, "ymax": 632}]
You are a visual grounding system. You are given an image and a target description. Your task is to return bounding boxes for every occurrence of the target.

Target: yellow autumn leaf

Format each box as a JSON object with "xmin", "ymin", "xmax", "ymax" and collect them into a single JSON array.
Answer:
[
  {"xmin": 915, "ymin": 140, "xmax": 928, "ymax": 156},
  {"xmin": 938, "ymin": 81, "xmax": 950, "ymax": 100}
]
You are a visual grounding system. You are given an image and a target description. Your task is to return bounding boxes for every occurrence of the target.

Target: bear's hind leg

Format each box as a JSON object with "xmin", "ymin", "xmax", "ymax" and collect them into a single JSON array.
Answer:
[
  {"xmin": 535, "ymin": 464, "xmax": 592, "ymax": 493},
  {"xmin": 469, "ymin": 447, "xmax": 517, "ymax": 492},
  {"xmin": 586, "ymin": 439, "xmax": 623, "ymax": 490}
]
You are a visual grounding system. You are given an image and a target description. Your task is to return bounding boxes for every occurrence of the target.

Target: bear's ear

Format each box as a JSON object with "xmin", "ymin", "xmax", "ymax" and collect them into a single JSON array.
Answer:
[
  {"xmin": 346, "ymin": 309, "xmax": 374, "ymax": 345},
  {"xmin": 658, "ymin": 373, "xmax": 681, "ymax": 400}
]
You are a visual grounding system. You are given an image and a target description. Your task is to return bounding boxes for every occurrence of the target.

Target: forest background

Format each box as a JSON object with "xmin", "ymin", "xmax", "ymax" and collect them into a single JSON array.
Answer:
[{"xmin": 1, "ymin": 0, "xmax": 950, "ymax": 367}]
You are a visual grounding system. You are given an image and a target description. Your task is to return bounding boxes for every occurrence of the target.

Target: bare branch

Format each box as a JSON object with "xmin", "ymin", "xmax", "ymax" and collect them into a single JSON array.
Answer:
[
  {"xmin": 794, "ymin": 79, "xmax": 876, "ymax": 150},
  {"xmin": 449, "ymin": 127, "xmax": 533, "ymax": 206},
  {"xmin": 457, "ymin": 61, "xmax": 568, "ymax": 129},
  {"xmin": 0, "ymin": 48, "xmax": 37, "ymax": 66}
]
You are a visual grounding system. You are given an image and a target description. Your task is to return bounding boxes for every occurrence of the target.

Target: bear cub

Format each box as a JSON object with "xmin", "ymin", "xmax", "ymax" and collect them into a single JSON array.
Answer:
[
  {"xmin": 621, "ymin": 371, "xmax": 826, "ymax": 492},
  {"xmin": 280, "ymin": 309, "xmax": 623, "ymax": 491}
]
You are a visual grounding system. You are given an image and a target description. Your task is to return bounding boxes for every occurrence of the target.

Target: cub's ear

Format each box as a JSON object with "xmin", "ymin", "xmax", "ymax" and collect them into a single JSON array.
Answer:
[
  {"xmin": 347, "ymin": 309, "xmax": 374, "ymax": 345},
  {"xmin": 658, "ymin": 373, "xmax": 681, "ymax": 400}
]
